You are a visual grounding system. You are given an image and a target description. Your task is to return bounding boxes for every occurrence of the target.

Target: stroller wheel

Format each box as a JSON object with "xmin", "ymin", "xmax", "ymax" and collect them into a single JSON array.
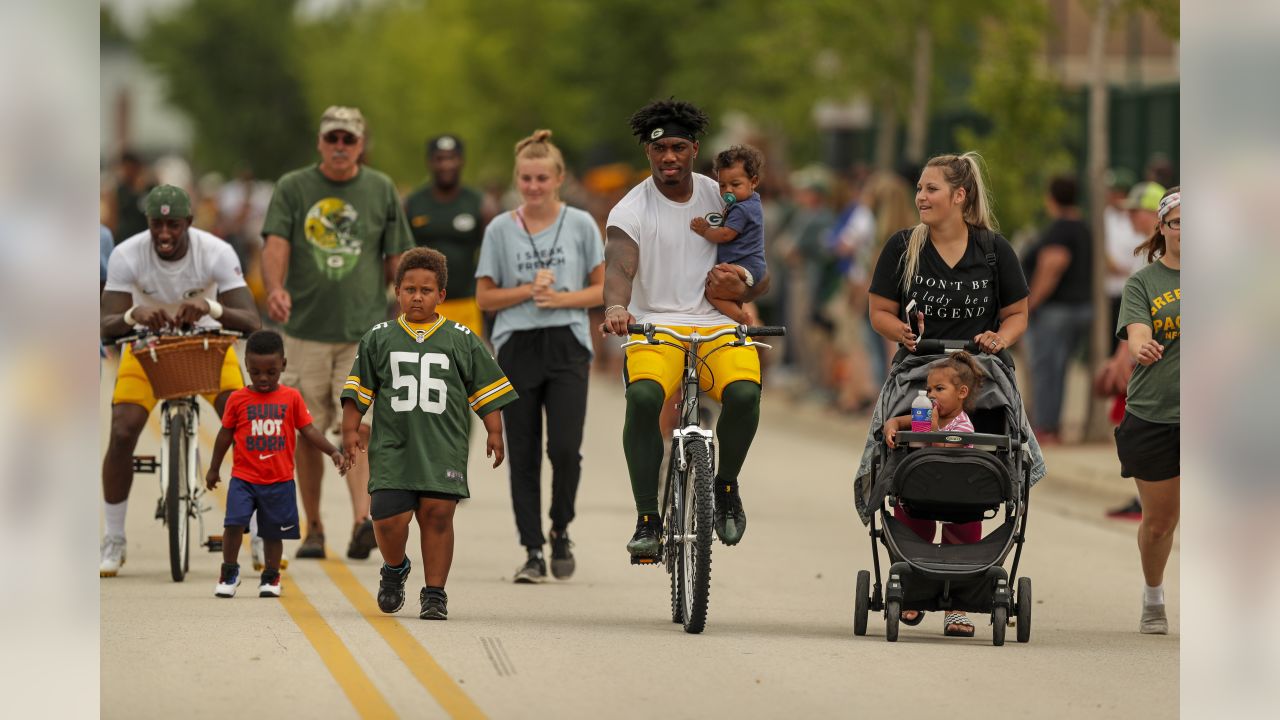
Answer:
[
  {"xmin": 885, "ymin": 599, "xmax": 900, "ymax": 642},
  {"xmin": 992, "ymin": 605, "xmax": 1008, "ymax": 646},
  {"xmin": 854, "ymin": 570, "xmax": 870, "ymax": 637},
  {"xmin": 1016, "ymin": 577, "xmax": 1032, "ymax": 643}
]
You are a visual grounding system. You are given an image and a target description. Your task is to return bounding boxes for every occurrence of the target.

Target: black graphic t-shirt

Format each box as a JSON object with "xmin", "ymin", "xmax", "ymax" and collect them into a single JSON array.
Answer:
[{"xmin": 869, "ymin": 226, "xmax": 1030, "ymax": 342}]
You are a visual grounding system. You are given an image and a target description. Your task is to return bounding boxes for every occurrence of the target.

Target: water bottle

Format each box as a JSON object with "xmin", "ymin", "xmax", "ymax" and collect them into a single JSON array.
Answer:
[{"xmin": 911, "ymin": 390, "xmax": 932, "ymax": 433}]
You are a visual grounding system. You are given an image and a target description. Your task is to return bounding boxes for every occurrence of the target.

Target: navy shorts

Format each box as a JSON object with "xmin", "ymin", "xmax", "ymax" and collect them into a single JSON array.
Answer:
[
  {"xmin": 225, "ymin": 478, "xmax": 301, "ymax": 539},
  {"xmin": 1115, "ymin": 413, "xmax": 1180, "ymax": 482},
  {"xmin": 370, "ymin": 488, "xmax": 461, "ymax": 520}
]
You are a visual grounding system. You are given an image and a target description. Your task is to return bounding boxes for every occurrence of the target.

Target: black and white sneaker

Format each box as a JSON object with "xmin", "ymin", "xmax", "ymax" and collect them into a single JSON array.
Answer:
[
  {"xmin": 377, "ymin": 559, "xmax": 412, "ymax": 613},
  {"xmin": 513, "ymin": 551, "xmax": 547, "ymax": 584},
  {"xmin": 258, "ymin": 572, "xmax": 282, "ymax": 598},
  {"xmin": 549, "ymin": 530, "xmax": 576, "ymax": 580},
  {"xmin": 420, "ymin": 587, "xmax": 448, "ymax": 620}
]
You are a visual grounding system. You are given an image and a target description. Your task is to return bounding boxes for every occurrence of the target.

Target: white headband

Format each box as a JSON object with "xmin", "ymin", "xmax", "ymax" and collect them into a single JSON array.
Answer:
[{"xmin": 1157, "ymin": 191, "xmax": 1180, "ymax": 220}]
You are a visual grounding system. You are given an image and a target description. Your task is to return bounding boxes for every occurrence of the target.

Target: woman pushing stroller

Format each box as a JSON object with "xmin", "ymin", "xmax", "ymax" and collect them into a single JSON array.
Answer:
[{"xmin": 865, "ymin": 152, "xmax": 1032, "ymax": 637}]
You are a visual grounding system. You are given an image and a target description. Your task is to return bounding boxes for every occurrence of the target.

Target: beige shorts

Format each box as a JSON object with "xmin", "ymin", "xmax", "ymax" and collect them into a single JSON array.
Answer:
[{"xmin": 281, "ymin": 334, "xmax": 360, "ymax": 434}]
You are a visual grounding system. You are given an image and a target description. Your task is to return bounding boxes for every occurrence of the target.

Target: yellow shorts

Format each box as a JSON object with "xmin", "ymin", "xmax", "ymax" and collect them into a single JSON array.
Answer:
[
  {"xmin": 438, "ymin": 297, "xmax": 484, "ymax": 338},
  {"xmin": 112, "ymin": 343, "xmax": 244, "ymax": 413},
  {"xmin": 624, "ymin": 324, "xmax": 761, "ymax": 402}
]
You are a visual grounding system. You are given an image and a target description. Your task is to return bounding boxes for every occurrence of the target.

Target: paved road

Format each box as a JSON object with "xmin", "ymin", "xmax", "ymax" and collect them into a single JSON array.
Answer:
[{"xmin": 100, "ymin": 361, "xmax": 1177, "ymax": 719}]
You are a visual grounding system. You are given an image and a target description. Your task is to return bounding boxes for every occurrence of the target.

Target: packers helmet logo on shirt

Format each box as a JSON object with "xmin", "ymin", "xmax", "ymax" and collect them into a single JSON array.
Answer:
[
  {"xmin": 705, "ymin": 211, "xmax": 724, "ymax": 227},
  {"xmin": 453, "ymin": 213, "xmax": 476, "ymax": 232},
  {"xmin": 650, "ymin": 128, "xmax": 664, "ymax": 140}
]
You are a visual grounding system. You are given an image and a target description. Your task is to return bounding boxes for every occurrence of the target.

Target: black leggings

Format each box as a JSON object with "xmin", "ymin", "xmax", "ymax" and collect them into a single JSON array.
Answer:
[{"xmin": 496, "ymin": 327, "xmax": 591, "ymax": 549}]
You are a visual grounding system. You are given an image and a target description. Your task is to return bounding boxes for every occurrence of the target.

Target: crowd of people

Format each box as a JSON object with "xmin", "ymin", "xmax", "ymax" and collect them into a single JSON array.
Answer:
[{"xmin": 100, "ymin": 100, "xmax": 1178, "ymax": 632}]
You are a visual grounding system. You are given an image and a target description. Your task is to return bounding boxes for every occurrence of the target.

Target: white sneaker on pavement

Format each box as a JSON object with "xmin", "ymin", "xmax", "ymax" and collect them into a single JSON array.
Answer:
[
  {"xmin": 99, "ymin": 535, "xmax": 127, "ymax": 577},
  {"xmin": 215, "ymin": 563, "xmax": 241, "ymax": 598}
]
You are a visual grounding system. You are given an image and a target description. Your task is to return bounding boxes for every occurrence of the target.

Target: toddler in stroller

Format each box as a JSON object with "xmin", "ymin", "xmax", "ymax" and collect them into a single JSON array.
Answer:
[{"xmin": 852, "ymin": 339, "xmax": 1037, "ymax": 646}]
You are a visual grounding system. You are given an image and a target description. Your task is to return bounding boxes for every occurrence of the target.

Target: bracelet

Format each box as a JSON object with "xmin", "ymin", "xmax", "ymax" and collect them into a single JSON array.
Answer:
[
  {"xmin": 605, "ymin": 304, "xmax": 626, "ymax": 314},
  {"xmin": 206, "ymin": 299, "xmax": 224, "ymax": 319},
  {"xmin": 123, "ymin": 305, "xmax": 138, "ymax": 326}
]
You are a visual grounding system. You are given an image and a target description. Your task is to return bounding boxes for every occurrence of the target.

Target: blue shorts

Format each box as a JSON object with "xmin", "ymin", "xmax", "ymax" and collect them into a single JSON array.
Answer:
[{"xmin": 225, "ymin": 478, "xmax": 301, "ymax": 540}]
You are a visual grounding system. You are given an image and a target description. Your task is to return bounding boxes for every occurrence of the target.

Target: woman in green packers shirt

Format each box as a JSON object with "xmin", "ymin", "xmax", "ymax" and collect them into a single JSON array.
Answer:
[
  {"xmin": 1115, "ymin": 186, "xmax": 1180, "ymax": 635},
  {"xmin": 865, "ymin": 151, "xmax": 1031, "ymax": 638}
]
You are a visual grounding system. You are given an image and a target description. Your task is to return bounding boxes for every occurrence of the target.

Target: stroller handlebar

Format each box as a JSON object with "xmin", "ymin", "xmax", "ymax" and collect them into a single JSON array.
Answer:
[
  {"xmin": 913, "ymin": 339, "xmax": 1013, "ymax": 365},
  {"xmin": 893, "ymin": 431, "xmax": 1012, "ymax": 449}
]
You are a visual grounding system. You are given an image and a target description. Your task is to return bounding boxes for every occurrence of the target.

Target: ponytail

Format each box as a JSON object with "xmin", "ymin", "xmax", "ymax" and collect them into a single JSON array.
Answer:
[
  {"xmin": 900, "ymin": 151, "xmax": 999, "ymax": 294},
  {"xmin": 932, "ymin": 350, "xmax": 986, "ymax": 412}
]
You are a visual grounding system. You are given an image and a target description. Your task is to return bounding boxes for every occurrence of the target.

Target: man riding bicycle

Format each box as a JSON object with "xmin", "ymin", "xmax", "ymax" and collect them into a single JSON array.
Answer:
[
  {"xmin": 600, "ymin": 99, "xmax": 770, "ymax": 561},
  {"xmin": 100, "ymin": 185, "xmax": 261, "ymax": 576}
]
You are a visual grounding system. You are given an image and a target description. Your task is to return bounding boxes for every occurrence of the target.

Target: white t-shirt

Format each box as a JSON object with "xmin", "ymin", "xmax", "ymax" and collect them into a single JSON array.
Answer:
[
  {"xmin": 606, "ymin": 174, "xmax": 732, "ymax": 326},
  {"xmin": 1104, "ymin": 205, "xmax": 1147, "ymax": 298},
  {"xmin": 104, "ymin": 228, "xmax": 247, "ymax": 330}
]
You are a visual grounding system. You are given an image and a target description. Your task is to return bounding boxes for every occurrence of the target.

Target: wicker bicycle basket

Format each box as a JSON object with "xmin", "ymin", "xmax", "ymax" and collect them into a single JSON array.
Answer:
[{"xmin": 133, "ymin": 335, "xmax": 237, "ymax": 400}]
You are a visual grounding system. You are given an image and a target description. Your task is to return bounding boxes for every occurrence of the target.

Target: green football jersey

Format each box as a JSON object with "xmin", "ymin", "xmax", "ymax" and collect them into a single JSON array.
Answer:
[{"xmin": 341, "ymin": 313, "xmax": 516, "ymax": 497}]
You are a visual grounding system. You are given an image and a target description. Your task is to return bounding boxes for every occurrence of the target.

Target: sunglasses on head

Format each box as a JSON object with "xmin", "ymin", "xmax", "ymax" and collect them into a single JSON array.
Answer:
[{"xmin": 323, "ymin": 132, "xmax": 360, "ymax": 146}]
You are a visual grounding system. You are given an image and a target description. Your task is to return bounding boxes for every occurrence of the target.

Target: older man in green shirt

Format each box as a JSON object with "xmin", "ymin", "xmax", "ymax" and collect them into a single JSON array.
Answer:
[{"xmin": 262, "ymin": 106, "xmax": 413, "ymax": 560}]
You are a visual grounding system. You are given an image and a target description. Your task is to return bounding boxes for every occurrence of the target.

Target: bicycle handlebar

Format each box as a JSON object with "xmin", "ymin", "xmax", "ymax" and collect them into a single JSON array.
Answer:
[{"xmin": 625, "ymin": 323, "xmax": 786, "ymax": 342}]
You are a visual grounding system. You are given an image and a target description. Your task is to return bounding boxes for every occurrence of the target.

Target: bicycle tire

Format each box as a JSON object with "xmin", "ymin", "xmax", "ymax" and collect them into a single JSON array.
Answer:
[
  {"xmin": 663, "ymin": 454, "xmax": 683, "ymax": 624},
  {"xmin": 679, "ymin": 440, "xmax": 714, "ymax": 634},
  {"xmin": 166, "ymin": 411, "xmax": 190, "ymax": 582}
]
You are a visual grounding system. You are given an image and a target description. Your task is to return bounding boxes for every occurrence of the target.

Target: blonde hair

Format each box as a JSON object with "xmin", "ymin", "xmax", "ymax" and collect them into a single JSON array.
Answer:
[
  {"xmin": 901, "ymin": 152, "xmax": 999, "ymax": 293},
  {"xmin": 864, "ymin": 171, "xmax": 915, "ymax": 258},
  {"xmin": 514, "ymin": 129, "xmax": 565, "ymax": 178}
]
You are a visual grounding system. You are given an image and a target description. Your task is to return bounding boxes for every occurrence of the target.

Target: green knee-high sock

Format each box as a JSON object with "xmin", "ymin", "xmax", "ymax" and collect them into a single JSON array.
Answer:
[
  {"xmin": 716, "ymin": 381, "xmax": 761, "ymax": 484},
  {"xmin": 623, "ymin": 380, "xmax": 665, "ymax": 514}
]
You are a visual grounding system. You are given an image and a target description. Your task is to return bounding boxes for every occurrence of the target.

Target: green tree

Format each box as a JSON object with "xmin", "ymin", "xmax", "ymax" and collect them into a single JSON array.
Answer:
[{"xmin": 140, "ymin": 0, "xmax": 313, "ymax": 179}]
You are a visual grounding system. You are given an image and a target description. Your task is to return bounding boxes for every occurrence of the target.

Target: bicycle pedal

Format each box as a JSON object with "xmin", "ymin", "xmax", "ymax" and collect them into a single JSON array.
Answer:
[
  {"xmin": 630, "ymin": 555, "xmax": 661, "ymax": 566},
  {"xmin": 206, "ymin": 535, "xmax": 223, "ymax": 552},
  {"xmin": 132, "ymin": 455, "xmax": 158, "ymax": 474}
]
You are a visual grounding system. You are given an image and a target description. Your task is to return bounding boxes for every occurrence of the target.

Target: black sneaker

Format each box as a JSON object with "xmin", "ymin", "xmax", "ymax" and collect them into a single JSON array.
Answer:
[
  {"xmin": 626, "ymin": 514, "xmax": 662, "ymax": 560},
  {"xmin": 513, "ymin": 551, "xmax": 547, "ymax": 584},
  {"xmin": 714, "ymin": 480, "xmax": 747, "ymax": 545},
  {"xmin": 377, "ymin": 559, "xmax": 411, "ymax": 613},
  {"xmin": 549, "ymin": 530, "xmax": 576, "ymax": 580},
  {"xmin": 347, "ymin": 518, "xmax": 377, "ymax": 560},
  {"xmin": 1106, "ymin": 497, "xmax": 1143, "ymax": 521},
  {"xmin": 420, "ymin": 587, "xmax": 448, "ymax": 620}
]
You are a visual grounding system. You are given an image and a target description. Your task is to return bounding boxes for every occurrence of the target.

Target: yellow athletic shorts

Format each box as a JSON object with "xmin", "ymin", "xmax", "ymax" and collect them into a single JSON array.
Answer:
[
  {"xmin": 112, "ymin": 343, "xmax": 244, "ymax": 413},
  {"xmin": 624, "ymin": 324, "xmax": 761, "ymax": 402},
  {"xmin": 438, "ymin": 297, "xmax": 484, "ymax": 338}
]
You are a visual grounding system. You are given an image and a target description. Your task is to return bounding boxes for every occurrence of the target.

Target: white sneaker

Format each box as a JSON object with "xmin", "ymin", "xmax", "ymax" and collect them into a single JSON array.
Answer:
[
  {"xmin": 258, "ymin": 574, "xmax": 282, "ymax": 598},
  {"xmin": 99, "ymin": 535, "xmax": 127, "ymax": 577},
  {"xmin": 214, "ymin": 564, "xmax": 241, "ymax": 598},
  {"xmin": 251, "ymin": 536, "xmax": 287, "ymax": 571}
]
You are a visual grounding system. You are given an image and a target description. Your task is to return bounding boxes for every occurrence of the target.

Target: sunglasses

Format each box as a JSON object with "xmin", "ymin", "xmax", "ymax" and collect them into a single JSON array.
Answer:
[
  {"xmin": 323, "ymin": 132, "xmax": 360, "ymax": 146},
  {"xmin": 1162, "ymin": 218, "xmax": 1180, "ymax": 230}
]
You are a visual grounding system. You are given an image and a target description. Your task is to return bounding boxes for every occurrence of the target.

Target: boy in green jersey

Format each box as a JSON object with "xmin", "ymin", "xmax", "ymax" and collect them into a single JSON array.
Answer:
[{"xmin": 340, "ymin": 248, "xmax": 516, "ymax": 619}]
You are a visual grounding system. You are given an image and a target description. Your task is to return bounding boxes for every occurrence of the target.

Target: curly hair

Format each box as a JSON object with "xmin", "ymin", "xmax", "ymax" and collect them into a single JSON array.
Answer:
[
  {"xmin": 929, "ymin": 351, "xmax": 986, "ymax": 412},
  {"xmin": 245, "ymin": 329, "xmax": 285, "ymax": 358},
  {"xmin": 395, "ymin": 246, "xmax": 448, "ymax": 290},
  {"xmin": 713, "ymin": 145, "xmax": 765, "ymax": 179},
  {"xmin": 627, "ymin": 97, "xmax": 709, "ymax": 143}
]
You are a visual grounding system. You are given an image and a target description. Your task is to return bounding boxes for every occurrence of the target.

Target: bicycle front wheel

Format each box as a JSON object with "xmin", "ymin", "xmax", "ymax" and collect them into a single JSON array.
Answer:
[
  {"xmin": 166, "ymin": 411, "xmax": 191, "ymax": 582},
  {"xmin": 662, "ymin": 451, "xmax": 683, "ymax": 624},
  {"xmin": 678, "ymin": 440, "xmax": 714, "ymax": 634}
]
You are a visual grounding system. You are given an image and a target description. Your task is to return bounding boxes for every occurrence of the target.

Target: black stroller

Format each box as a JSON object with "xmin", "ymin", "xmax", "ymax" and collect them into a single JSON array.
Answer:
[{"xmin": 853, "ymin": 339, "xmax": 1032, "ymax": 646}]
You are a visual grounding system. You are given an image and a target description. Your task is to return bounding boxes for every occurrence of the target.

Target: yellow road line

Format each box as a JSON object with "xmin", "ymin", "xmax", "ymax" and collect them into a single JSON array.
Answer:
[
  {"xmin": 167, "ymin": 420, "xmax": 398, "ymax": 719},
  {"xmin": 319, "ymin": 553, "xmax": 488, "ymax": 720},
  {"xmin": 277, "ymin": 575, "xmax": 399, "ymax": 719}
]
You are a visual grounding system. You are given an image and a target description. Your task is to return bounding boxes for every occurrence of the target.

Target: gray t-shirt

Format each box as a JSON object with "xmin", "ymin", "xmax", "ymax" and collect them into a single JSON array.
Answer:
[
  {"xmin": 1117, "ymin": 260, "xmax": 1180, "ymax": 424},
  {"xmin": 475, "ymin": 205, "xmax": 604, "ymax": 356}
]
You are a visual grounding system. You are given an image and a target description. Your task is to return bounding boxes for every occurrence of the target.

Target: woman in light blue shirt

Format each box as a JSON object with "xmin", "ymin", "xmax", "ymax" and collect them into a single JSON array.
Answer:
[{"xmin": 475, "ymin": 129, "xmax": 604, "ymax": 584}]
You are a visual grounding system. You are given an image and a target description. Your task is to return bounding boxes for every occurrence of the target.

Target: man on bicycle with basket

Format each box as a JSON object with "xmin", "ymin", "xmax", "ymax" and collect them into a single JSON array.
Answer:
[
  {"xmin": 600, "ymin": 99, "xmax": 770, "ymax": 561},
  {"xmin": 100, "ymin": 185, "xmax": 261, "ymax": 576}
]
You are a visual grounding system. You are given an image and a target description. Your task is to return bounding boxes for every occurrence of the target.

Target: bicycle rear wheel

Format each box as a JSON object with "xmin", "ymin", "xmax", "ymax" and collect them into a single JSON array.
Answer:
[
  {"xmin": 166, "ymin": 411, "xmax": 191, "ymax": 582},
  {"xmin": 678, "ymin": 440, "xmax": 714, "ymax": 634}
]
